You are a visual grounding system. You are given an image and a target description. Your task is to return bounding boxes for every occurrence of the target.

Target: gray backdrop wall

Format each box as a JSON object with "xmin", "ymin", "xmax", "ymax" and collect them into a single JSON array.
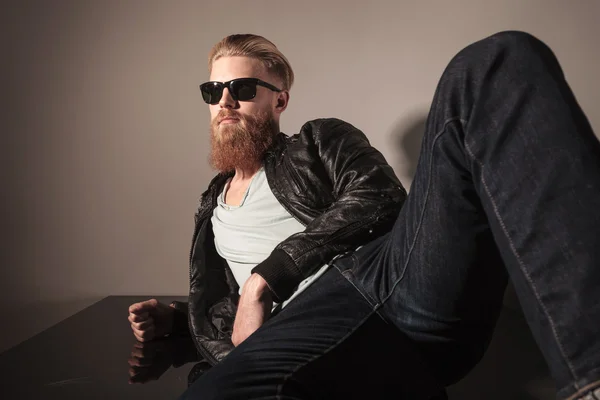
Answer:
[{"xmin": 2, "ymin": 0, "xmax": 599, "ymax": 356}]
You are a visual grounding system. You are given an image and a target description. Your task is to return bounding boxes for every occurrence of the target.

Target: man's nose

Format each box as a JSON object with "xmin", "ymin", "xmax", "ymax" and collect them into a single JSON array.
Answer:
[{"xmin": 219, "ymin": 87, "xmax": 237, "ymax": 109}]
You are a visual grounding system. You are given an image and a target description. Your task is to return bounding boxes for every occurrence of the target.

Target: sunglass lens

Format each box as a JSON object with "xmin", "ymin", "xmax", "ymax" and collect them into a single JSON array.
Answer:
[
  {"xmin": 232, "ymin": 80, "xmax": 257, "ymax": 101},
  {"xmin": 200, "ymin": 83, "xmax": 222, "ymax": 104}
]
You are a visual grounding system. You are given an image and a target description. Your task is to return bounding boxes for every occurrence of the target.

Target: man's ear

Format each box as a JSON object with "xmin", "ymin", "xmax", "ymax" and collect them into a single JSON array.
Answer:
[{"xmin": 275, "ymin": 91, "xmax": 290, "ymax": 113}]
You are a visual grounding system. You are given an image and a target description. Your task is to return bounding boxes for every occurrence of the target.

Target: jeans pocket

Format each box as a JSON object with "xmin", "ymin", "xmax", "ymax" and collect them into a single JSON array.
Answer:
[{"xmin": 332, "ymin": 253, "xmax": 380, "ymax": 308}]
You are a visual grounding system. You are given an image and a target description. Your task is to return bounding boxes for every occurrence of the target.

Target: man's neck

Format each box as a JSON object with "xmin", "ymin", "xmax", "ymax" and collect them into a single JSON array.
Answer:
[
  {"xmin": 222, "ymin": 164, "xmax": 261, "ymax": 206},
  {"xmin": 232, "ymin": 164, "xmax": 261, "ymax": 182}
]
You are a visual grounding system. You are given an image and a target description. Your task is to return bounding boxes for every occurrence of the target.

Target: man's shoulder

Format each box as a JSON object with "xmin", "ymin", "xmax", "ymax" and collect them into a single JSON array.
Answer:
[
  {"xmin": 286, "ymin": 118, "xmax": 366, "ymax": 144},
  {"xmin": 299, "ymin": 117, "xmax": 357, "ymax": 135}
]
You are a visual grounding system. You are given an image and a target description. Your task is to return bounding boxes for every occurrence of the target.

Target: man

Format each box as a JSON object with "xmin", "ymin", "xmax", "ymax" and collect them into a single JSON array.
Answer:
[{"xmin": 129, "ymin": 31, "xmax": 600, "ymax": 400}]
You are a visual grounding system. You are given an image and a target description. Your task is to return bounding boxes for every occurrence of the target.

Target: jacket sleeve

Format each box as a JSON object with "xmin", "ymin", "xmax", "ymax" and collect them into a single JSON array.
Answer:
[
  {"xmin": 252, "ymin": 118, "xmax": 407, "ymax": 302},
  {"xmin": 170, "ymin": 300, "xmax": 190, "ymax": 335}
]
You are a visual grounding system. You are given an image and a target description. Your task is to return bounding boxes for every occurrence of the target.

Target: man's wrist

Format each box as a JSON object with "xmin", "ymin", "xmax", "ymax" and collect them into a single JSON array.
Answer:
[
  {"xmin": 169, "ymin": 302, "xmax": 189, "ymax": 335},
  {"xmin": 251, "ymin": 249, "xmax": 299, "ymax": 303},
  {"xmin": 246, "ymin": 273, "xmax": 271, "ymax": 300},
  {"xmin": 165, "ymin": 305, "xmax": 175, "ymax": 335}
]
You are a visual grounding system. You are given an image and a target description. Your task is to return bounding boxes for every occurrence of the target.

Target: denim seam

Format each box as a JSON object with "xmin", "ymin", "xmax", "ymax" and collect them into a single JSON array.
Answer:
[
  {"xmin": 335, "ymin": 255, "xmax": 379, "ymax": 308},
  {"xmin": 343, "ymin": 270, "xmax": 379, "ymax": 308},
  {"xmin": 462, "ymin": 126, "xmax": 579, "ymax": 385},
  {"xmin": 275, "ymin": 310, "xmax": 377, "ymax": 400},
  {"xmin": 380, "ymin": 116, "xmax": 462, "ymax": 305}
]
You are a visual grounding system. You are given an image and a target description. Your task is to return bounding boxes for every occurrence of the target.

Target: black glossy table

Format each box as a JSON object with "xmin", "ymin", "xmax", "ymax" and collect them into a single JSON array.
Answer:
[
  {"xmin": 0, "ymin": 296, "xmax": 196, "ymax": 399},
  {"xmin": 0, "ymin": 296, "xmax": 554, "ymax": 399}
]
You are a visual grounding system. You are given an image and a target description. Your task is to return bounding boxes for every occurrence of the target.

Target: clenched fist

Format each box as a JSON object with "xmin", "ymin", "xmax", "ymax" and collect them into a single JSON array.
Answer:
[{"xmin": 128, "ymin": 299, "xmax": 175, "ymax": 342}]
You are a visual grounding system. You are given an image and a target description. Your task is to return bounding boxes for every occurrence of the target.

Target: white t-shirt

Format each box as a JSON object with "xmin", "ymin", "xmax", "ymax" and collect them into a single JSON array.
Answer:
[{"xmin": 211, "ymin": 167, "xmax": 330, "ymax": 309}]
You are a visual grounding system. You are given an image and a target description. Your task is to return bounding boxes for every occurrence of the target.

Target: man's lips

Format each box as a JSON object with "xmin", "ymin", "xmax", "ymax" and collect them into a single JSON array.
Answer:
[{"xmin": 219, "ymin": 117, "xmax": 239, "ymax": 124}]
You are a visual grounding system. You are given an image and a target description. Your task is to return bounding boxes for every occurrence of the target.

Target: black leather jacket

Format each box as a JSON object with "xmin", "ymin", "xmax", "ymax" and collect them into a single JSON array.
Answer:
[{"xmin": 173, "ymin": 118, "xmax": 407, "ymax": 365}]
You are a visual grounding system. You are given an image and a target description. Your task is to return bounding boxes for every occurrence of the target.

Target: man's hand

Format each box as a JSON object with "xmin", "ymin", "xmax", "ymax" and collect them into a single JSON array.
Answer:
[
  {"xmin": 231, "ymin": 274, "xmax": 273, "ymax": 347},
  {"xmin": 128, "ymin": 299, "xmax": 174, "ymax": 342}
]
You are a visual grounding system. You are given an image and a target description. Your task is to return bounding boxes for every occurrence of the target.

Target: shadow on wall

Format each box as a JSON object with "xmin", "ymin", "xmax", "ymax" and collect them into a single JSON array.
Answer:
[
  {"xmin": 389, "ymin": 112, "xmax": 428, "ymax": 191},
  {"xmin": 390, "ymin": 112, "xmax": 555, "ymax": 400},
  {"xmin": 447, "ymin": 306, "xmax": 555, "ymax": 400}
]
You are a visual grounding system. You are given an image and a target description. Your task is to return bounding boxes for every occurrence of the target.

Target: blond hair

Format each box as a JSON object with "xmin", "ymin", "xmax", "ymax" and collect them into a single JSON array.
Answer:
[{"xmin": 208, "ymin": 34, "xmax": 294, "ymax": 90}]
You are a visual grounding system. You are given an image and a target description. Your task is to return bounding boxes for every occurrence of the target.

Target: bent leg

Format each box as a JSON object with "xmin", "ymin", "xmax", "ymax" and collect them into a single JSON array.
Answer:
[{"xmin": 346, "ymin": 31, "xmax": 600, "ymax": 399}]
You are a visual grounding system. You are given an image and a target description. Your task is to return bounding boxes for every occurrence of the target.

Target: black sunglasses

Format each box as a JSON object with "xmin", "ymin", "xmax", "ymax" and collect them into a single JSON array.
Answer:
[{"xmin": 199, "ymin": 78, "xmax": 282, "ymax": 105}]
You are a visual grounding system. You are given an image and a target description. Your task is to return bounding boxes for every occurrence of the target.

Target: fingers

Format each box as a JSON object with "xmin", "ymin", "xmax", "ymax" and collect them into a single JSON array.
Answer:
[
  {"xmin": 131, "ymin": 324, "xmax": 156, "ymax": 342},
  {"xmin": 129, "ymin": 317, "xmax": 154, "ymax": 331},
  {"xmin": 128, "ymin": 300, "xmax": 156, "ymax": 342},
  {"xmin": 128, "ymin": 342, "xmax": 156, "ymax": 367},
  {"xmin": 128, "ymin": 300, "xmax": 166, "ymax": 342},
  {"xmin": 128, "ymin": 299, "xmax": 158, "ymax": 315},
  {"xmin": 130, "ymin": 346, "xmax": 144, "ymax": 360},
  {"xmin": 128, "ymin": 312, "xmax": 149, "ymax": 323},
  {"xmin": 128, "ymin": 354, "xmax": 152, "ymax": 367},
  {"xmin": 132, "ymin": 328, "xmax": 155, "ymax": 342}
]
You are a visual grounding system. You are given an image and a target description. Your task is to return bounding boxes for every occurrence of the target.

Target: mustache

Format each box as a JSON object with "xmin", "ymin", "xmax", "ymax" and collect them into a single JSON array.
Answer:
[{"xmin": 216, "ymin": 110, "xmax": 243, "ymax": 122}]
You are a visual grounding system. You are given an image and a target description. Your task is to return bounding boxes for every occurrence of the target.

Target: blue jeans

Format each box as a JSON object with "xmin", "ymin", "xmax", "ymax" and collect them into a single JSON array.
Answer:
[
  {"xmin": 180, "ymin": 31, "xmax": 600, "ymax": 400},
  {"xmin": 179, "ymin": 267, "xmax": 445, "ymax": 399}
]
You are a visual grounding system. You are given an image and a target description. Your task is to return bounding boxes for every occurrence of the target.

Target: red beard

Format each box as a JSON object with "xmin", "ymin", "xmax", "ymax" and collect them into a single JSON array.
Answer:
[{"xmin": 209, "ymin": 109, "xmax": 277, "ymax": 173}]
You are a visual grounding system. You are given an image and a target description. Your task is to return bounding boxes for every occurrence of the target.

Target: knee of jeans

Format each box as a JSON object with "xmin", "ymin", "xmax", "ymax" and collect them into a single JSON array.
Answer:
[
  {"xmin": 453, "ymin": 30, "xmax": 550, "ymax": 66},
  {"xmin": 472, "ymin": 30, "xmax": 561, "ymax": 74},
  {"xmin": 438, "ymin": 29, "xmax": 564, "ymax": 113},
  {"xmin": 487, "ymin": 30, "xmax": 541, "ymax": 48},
  {"xmin": 490, "ymin": 30, "xmax": 558, "ymax": 60}
]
